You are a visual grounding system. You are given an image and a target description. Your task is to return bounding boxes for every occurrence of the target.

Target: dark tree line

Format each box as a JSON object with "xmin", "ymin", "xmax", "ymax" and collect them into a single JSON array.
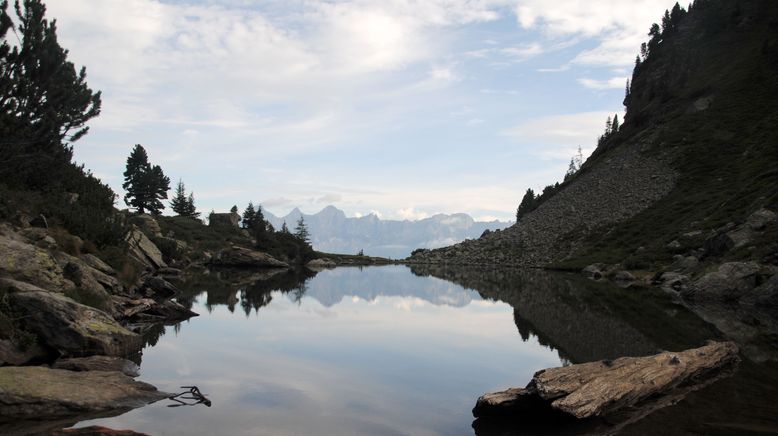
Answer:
[{"xmin": 238, "ymin": 202, "xmax": 313, "ymax": 263}]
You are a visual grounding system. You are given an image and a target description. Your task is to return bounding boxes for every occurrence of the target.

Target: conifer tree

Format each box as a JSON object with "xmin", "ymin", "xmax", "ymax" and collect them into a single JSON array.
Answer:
[
  {"xmin": 170, "ymin": 180, "xmax": 188, "ymax": 215},
  {"xmin": 242, "ymin": 202, "xmax": 256, "ymax": 229},
  {"xmin": 612, "ymin": 114, "xmax": 620, "ymax": 132},
  {"xmin": 294, "ymin": 216, "xmax": 311, "ymax": 244},
  {"xmin": 185, "ymin": 192, "xmax": 200, "ymax": 218},
  {"xmin": 516, "ymin": 188, "xmax": 537, "ymax": 221},
  {"xmin": 0, "ymin": 0, "xmax": 101, "ymax": 186},
  {"xmin": 281, "ymin": 221, "xmax": 289, "ymax": 233},
  {"xmin": 122, "ymin": 144, "xmax": 170, "ymax": 215}
]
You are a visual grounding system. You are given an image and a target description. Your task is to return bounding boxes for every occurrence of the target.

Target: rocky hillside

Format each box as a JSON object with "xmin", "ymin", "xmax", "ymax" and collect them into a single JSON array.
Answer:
[{"xmin": 409, "ymin": 0, "xmax": 778, "ymax": 272}]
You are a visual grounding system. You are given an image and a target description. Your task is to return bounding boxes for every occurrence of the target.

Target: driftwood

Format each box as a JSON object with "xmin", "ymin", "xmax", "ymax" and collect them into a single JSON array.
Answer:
[{"xmin": 474, "ymin": 341, "xmax": 739, "ymax": 423}]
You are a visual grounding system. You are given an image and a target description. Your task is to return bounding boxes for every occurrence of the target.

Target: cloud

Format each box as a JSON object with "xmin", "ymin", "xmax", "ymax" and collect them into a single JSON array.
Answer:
[
  {"xmin": 502, "ymin": 110, "xmax": 620, "ymax": 148},
  {"xmin": 514, "ymin": 0, "xmax": 681, "ymax": 66},
  {"xmin": 578, "ymin": 76, "xmax": 628, "ymax": 90},
  {"xmin": 261, "ymin": 197, "xmax": 295, "ymax": 208},
  {"xmin": 397, "ymin": 207, "xmax": 430, "ymax": 221},
  {"xmin": 316, "ymin": 194, "xmax": 343, "ymax": 204}
]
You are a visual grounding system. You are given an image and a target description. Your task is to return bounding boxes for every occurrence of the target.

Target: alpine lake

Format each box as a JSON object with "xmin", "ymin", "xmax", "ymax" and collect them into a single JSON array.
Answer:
[{"xmin": 69, "ymin": 265, "xmax": 778, "ymax": 435}]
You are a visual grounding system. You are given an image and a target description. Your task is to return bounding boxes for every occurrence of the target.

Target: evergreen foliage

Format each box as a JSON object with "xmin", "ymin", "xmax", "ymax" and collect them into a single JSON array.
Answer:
[
  {"xmin": 294, "ymin": 216, "xmax": 310, "ymax": 244},
  {"xmin": 170, "ymin": 179, "xmax": 199, "ymax": 218},
  {"xmin": 122, "ymin": 144, "xmax": 170, "ymax": 215},
  {"xmin": 0, "ymin": 0, "xmax": 102, "ymax": 188},
  {"xmin": 242, "ymin": 202, "xmax": 256, "ymax": 229}
]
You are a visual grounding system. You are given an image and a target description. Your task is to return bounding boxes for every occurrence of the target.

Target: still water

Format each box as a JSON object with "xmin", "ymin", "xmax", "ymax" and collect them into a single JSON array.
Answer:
[{"xmin": 76, "ymin": 265, "xmax": 778, "ymax": 435}]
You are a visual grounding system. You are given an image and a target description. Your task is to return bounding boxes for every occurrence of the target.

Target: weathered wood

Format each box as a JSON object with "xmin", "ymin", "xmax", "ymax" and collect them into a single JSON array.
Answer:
[{"xmin": 474, "ymin": 341, "xmax": 739, "ymax": 421}]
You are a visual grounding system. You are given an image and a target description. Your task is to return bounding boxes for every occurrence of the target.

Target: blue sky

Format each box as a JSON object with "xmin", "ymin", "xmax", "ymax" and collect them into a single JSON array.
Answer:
[{"xmin": 45, "ymin": 0, "xmax": 679, "ymax": 221}]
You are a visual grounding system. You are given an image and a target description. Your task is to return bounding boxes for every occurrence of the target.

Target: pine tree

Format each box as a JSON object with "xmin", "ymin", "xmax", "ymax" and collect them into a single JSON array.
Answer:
[
  {"xmin": 230, "ymin": 205, "xmax": 238, "ymax": 214},
  {"xmin": 516, "ymin": 188, "xmax": 537, "ymax": 221},
  {"xmin": 242, "ymin": 202, "xmax": 256, "ymax": 229},
  {"xmin": 612, "ymin": 114, "xmax": 620, "ymax": 132},
  {"xmin": 281, "ymin": 221, "xmax": 289, "ymax": 233},
  {"xmin": 294, "ymin": 216, "xmax": 311, "ymax": 244},
  {"xmin": 122, "ymin": 144, "xmax": 169, "ymax": 215},
  {"xmin": 185, "ymin": 192, "xmax": 200, "ymax": 218},
  {"xmin": 0, "ymin": 0, "xmax": 101, "ymax": 187},
  {"xmin": 170, "ymin": 180, "xmax": 188, "ymax": 215}
]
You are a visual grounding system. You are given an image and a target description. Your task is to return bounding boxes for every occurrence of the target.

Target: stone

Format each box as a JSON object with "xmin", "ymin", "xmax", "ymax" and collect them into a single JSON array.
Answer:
[
  {"xmin": 19, "ymin": 227, "xmax": 57, "ymax": 249},
  {"xmin": 52, "ymin": 356, "xmax": 140, "ymax": 377},
  {"xmin": 746, "ymin": 208, "xmax": 777, "ymax": 231},
  {"xmin": 613, "ymin": 270, "xmax": 635, "ymax": 282},
  {"xmin": 210, "ymin": 246, "xmax": 288, "ymax": 268},
  {"xmin": 654, "ymin": 272, "xmax": 689, "ymax": 292},
  {"xmin": 51, "ymin": 426, "xmax": 150, "ymax": 436},
  {"xmin": 670, "ymin": 255, "xmax": 700, "ymax": 272},
  {"xmin": 0, "ymin": 338, "xmax": 50, "ymax": 366},
  {"xmin": 0, "ymin": 366, "xmax": 168, "ymax": 420},
  {"xmin": 726, "ymin": 227, "xmax": 753, "ymax": 249},
  {"xmin": 582, "ymin": 264, "xmax": 604, "ymax": 280},
  {"xmin": 130, "ymin": 214, "xmax": 162, "ymax": 237},
  {"xmin": 0, "ymin": 233, "xmax": 73, "ymax": 292},
  {"xmin": 473, "ymin": 342, "xmax": 739, "ymax": 420},
  {"xmin": 7, "ymin": 286, "xmax": 141, "ymax": 357},
  {"xmin": 142, "ymin": 276, "xmax": 178, "ymax": 299},
  {"xmin": 703, "ymin": 231, "xmax": 734, "ymax": 257},
  {"xmin": 684, "ymin": 262, "xmax": 761, "ymax": 302},
  {"xmin": 124, "ymin": 226, "xmax": 166, "ymax": 270},
  {"xmin": 666, "ymin": 240, "xmax": 682, "ymax": 250},
  {"xmin": 306, "ymin": 258, "xmax": 337, "ymax": 269},
  {"xmin": 80, "ymin": 254, "xmax": 117, "ymax": 276}
]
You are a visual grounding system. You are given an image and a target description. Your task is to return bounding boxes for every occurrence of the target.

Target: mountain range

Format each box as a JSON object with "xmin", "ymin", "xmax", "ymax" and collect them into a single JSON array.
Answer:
[{"xmin": 263, "ymin": 205, "xmax": 510, "ymax": 259}]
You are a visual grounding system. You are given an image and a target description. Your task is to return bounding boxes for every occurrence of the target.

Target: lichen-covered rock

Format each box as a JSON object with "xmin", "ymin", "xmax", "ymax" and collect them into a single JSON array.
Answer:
[
  {"xmin": 7, "ymin": 286, "xmax": 141, "ymax": 357},
  {"xmin": 210, "ymin": 246, "xmax": 288, "ymax": 268},
  {"xmin": 0, "ymin": 233, "xmax": 73, "ymax": 292},
  {"xmin": 130, "ymin": 214, "xmax": 162, "ymax": 238},
  {"xmin": 746, "ymin": 208, "xmax": 777, "ymax": 231},
  {"xmin": 80, "ymin": 253, "xmax": 117, "ymax": 276},
  {"xmin": 0, "ymin": 366, "xmax": 168, "ymax": 420}
]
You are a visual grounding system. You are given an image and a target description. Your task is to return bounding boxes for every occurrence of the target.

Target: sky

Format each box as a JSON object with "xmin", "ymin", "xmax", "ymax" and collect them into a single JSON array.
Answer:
[{"xmin": 43, "ymin": 0, "xmax": 680, "ymax": 222}]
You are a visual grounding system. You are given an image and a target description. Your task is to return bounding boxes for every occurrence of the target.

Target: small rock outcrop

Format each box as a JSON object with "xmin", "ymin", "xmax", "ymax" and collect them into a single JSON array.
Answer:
[
  {"xmin": 0, "ymin": 366, "xmax": 168, "ymax": 420},
  {"xmin": 306, "ymin": 258, "xmax": 337, "ymax": 270},
  {"xmin": 209, "ymin": 246, "xmax": 288, "ymax": 268},
  {"xmin": 473, "ymin": 342, "xmax": 739, "ymax": 420},
  {"xmin": 0, "ymin": 233, "xmax": 73, "ymax": 292},
  {"xmin": 124, "ymin": 226, "xmax": 166, "ymax": 270},
  {"xmin": 7, "ymin": 284, "xmax": 141, "ymax": 357}
]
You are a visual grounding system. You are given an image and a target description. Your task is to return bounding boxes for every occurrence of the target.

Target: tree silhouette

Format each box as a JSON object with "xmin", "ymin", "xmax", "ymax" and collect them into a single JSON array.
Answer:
[
  {"xmin": 294, "ymin": 216, "xmax": 311, "ymax": 244},
  {"xmin": 122, "ymin": 144, "xmax": 170, "ymax": 215}
]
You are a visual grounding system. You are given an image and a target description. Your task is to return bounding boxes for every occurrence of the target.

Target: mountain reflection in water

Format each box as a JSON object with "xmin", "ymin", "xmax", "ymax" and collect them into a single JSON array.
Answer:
[{"xmin": 73, "ymin": 265, "xmax": 778, "ymax": 436}]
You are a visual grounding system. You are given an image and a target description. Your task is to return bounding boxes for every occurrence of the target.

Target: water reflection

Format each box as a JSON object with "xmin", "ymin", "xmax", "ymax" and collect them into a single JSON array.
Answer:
[{"xmin": 72, "ymin": 265, "xmax": 777, "ymax": 435}]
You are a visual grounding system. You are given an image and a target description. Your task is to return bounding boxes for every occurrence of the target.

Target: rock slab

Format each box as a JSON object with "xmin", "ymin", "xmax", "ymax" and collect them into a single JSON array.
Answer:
[{"xmin": 0, "ymin": 366, "xmax": 168, "ymax": 420}]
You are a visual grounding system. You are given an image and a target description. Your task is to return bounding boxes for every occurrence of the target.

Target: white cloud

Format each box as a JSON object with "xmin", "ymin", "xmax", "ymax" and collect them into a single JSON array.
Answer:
[
  {"xmin": 578, "ymin": 76, "xmax": 628, "ymax": 90},
  {"xmin": 397, "ymin": 207, "xmax": 430, "ymax": 221},
  {"xmin": 502, "ymin": 110, "xmax": 621, "ymax": 148},
  {"xmin": 514, "ymin": 0, "xmax": 680, "ymax": 66}
]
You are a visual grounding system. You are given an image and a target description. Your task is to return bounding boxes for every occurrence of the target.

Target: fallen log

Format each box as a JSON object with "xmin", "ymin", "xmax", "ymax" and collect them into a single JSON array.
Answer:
[{"xmin": 474, "ymin": 341, "xmax": 739, "ymax": 423}]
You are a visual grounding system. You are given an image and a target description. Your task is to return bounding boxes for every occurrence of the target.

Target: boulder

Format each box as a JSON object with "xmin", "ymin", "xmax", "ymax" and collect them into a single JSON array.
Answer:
[
  {"xmin": 670, "ymin": 255, "xmax": 699, "ymax": 272},
  {"xmin": 0, "ymin": 366, "xmax": 168, "ymax": 420},
  {"xmin": 684, "ymin": 262, "xmax": 761, "ymax": 302},
  {"xmin": 7, "ymin": 286, "xmax": 141, "ymax": 357},
  {"xmin": 473, "ymin": 342, "xmax": 739, "ymax": 420},
  {"xmin": 124, "ymin": 226, "xmax": 166, "ymax": 270},
  {"xmin": 52, "ymin": 356, "xmax": 140, "ymax": 377},
  {"xmin": 613, "ymin": 270, "xmax": 635, "ymax": 282},
  {"xmin": 746, "ymin": 208, "xmax": 777, "ymax": 231},
  {"xmin": 0, "ymin": 338, "xmax": 51, "ymax": 366},
  {"xmin": 130, "ymin": 214, "xmax": 162, "ymax": 238},
  {"xmin": 142, "ymin": 276, "xmax": 178, "ymax": 299},
  {"xmin": 703, "ymin": 231, "xmax": 734, "ymax": 257},
  {"xmin": 306, "ymin": 258, "xmax": 337, "ymax": 269},
  {"xmin": 80, "ymin": 253, "xmax": 117, "ymax": 276},
  {"xmin": 210, "ymin": 246, "xmax": 288, "ymax": 268},
  {"xmin": 0, "ymin": 233, "xmax": 73, "ymax": 292},
  {"xmin": 654, "ymin": 272, "xmax": 690, "ymax": 292},
  {"xmin": 18, "ymin": 227, "xmax": 57, "ymax": 249},
  {"xmin": 582, "ymin": 264, "xmax": 604, "ymax": 280}
]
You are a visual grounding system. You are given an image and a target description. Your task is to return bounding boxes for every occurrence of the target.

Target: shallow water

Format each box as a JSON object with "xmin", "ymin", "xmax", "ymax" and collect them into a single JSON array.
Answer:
[{"xmin": 72, "ymin": 265, "xmax": 778, "ymax": 435}]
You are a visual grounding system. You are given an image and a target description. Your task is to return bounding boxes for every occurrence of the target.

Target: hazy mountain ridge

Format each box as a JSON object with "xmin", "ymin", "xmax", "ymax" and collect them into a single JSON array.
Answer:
[{"xmin": 264, "ymin": 205, "xmax": 510, "ymax": 259}]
